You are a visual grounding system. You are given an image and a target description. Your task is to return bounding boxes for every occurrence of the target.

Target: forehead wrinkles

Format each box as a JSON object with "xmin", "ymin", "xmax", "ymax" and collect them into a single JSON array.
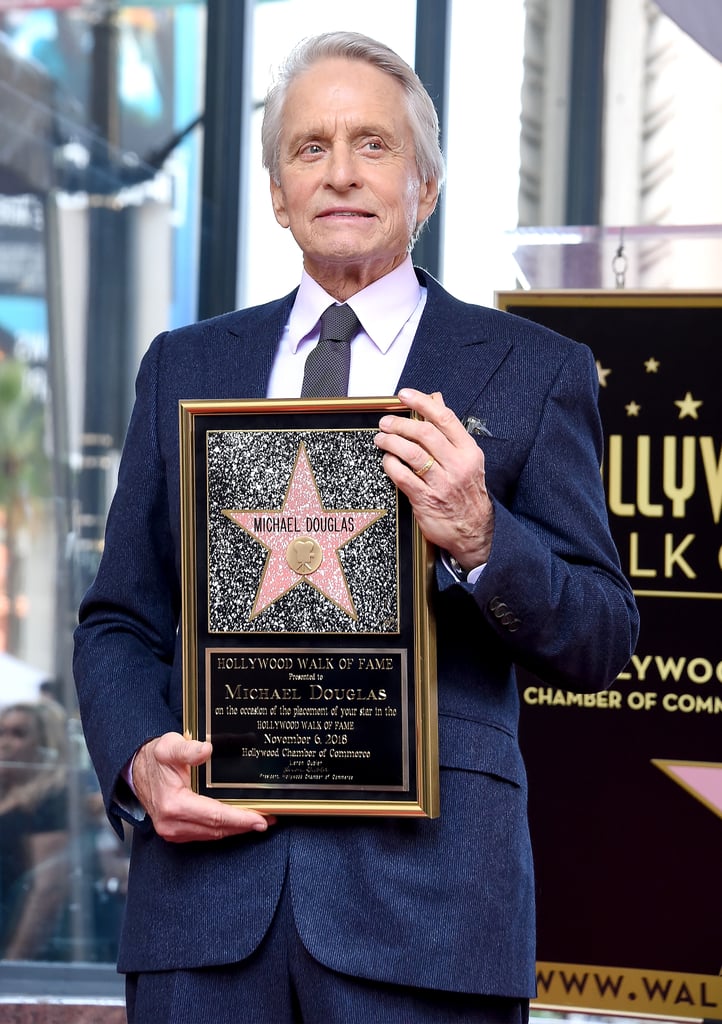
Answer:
[
  {"xmin": 285, "ymin": 112, "xmax": 403, "ymax": 153},
  {"xmin": 280, "ymin": 62, "xmax": 411, "ymax": 152}
]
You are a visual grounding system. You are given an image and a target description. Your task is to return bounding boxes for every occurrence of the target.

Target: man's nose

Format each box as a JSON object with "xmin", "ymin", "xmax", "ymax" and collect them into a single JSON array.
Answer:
[{"xmin": 324, "ymin": 145, "xmax": 360, "ymax": 189}]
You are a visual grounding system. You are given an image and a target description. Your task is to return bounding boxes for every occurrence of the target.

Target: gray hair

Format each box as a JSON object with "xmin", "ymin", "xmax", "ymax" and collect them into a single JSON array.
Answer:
[{"xmin": 261, "ymin": 31, "xmax": 446, "ymax": 189}]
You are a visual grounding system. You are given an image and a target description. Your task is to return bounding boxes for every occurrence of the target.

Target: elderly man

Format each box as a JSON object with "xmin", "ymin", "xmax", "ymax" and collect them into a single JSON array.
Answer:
[{"xmin": 74, "ymin": 31, "xmax": 638, "ymax": 1024}]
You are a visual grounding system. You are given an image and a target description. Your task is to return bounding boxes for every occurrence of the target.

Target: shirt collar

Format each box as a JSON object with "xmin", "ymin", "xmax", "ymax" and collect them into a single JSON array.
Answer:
[{"xmin": 286, "ymin": 256, "xmax": 422, "ymax": 355}]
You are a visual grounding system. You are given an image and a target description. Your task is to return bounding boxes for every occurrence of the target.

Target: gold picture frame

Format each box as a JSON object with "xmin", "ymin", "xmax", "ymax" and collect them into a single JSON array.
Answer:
[{"xmin": 179, "ymin": 396, "xmax": 439, "ymax": 817}]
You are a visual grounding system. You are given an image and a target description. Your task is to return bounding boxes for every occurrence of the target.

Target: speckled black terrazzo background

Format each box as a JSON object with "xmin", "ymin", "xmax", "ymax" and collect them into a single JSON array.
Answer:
[{"xmin": 206, "ymin": 428, "xmax": 399, "ymax": 635}]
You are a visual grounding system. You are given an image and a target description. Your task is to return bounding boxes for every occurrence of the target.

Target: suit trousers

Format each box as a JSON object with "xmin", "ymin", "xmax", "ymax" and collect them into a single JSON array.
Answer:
[{"xmin": 125, "ymin": 875, "xmax": 530, "ymax": 1024}]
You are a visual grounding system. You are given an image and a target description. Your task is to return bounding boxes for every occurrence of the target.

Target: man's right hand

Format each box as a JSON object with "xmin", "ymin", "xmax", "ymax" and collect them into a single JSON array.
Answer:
[{"xmin": 132, "ymin": 732, "xmax": 275, "ymax": 842}]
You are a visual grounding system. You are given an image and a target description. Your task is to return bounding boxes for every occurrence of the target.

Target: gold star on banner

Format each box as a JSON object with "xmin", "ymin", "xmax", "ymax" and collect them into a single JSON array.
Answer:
[
  {"xmin": 653, "ymin": 760, "xmax": 722, "ymax": 822},
  {"xmin": 223, "ymin": 443, "xmax": 386, "ymax": 620},
  {"xmin": 625, "ymin": 401, "xmax": 641, "ymax": 417},
  {"xmin": 674, "ymin": 391, "xmax": 703, "ymax": 420},
  {"xmin": 596, "ymin": 360, "xmax": 611, "ymax": 387},
  {"xmin": 644, "ymin": 357, "xmax": 660, "ymax": 373}
]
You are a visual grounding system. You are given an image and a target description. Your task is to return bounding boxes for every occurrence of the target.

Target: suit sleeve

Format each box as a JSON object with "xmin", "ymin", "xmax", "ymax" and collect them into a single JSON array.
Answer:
[
  {"xmin": 440, "ymin": 340, "xmax": 638, "ymax": 691},
  {"xmin": 73, "ymin": 334, "xmax": 181, "ymax": 833}
]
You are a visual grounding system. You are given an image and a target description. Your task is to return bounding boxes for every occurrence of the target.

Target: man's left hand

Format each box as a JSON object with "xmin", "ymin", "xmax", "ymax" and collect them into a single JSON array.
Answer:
[{"xmin": 375, "ymin": 388, "xmax": 494, "ymax": 571}]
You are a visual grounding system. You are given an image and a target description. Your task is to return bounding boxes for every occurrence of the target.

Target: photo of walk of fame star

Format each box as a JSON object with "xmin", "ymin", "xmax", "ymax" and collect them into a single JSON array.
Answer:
[
  {"xmin": 223, "ymin": 442, "xmax": 387, "ymax": 620},
  {"xmin": 206, "ymin": 428, "xmax": 400, "ymax": 635}
]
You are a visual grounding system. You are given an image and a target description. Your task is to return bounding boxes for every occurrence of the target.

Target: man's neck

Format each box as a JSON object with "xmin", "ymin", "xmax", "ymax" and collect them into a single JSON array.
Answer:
[{"xmin": 302, "ymin": 252, "xmax": 410, "ymax": 302}]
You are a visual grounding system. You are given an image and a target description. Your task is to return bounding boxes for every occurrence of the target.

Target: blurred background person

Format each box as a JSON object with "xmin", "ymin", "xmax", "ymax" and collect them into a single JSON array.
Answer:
[{"xmin": 0, "ymin": 699, "xmax": 69, "ymax": 960}]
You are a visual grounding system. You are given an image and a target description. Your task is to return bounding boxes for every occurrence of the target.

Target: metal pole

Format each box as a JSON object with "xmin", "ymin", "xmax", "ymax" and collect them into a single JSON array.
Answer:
[
  {"xmin": 197, "ymin": 0, "xmax": 249, "ymax": 320},
  {"xmin": 565, "ymin": 0, "xmax": 607, "ymax": 224},
  {"xmin": 413, "ymin": 0, "xmax": 450, "ymax": 281}
]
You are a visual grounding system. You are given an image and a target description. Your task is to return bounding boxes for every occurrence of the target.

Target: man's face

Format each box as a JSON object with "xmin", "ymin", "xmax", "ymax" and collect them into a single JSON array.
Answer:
[
  {"xmin": 270, "ymin": 57, "xmax": 438, "ymax": 295},
  {"xmin": 0, "ymin": 709, "xmax": 40, "ymax": 766}
]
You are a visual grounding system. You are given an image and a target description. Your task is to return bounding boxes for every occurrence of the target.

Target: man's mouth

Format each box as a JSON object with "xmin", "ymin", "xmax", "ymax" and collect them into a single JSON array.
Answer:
[{"xmin": 319, "ymin": 210, "xmax": 373, "ymax": 218}]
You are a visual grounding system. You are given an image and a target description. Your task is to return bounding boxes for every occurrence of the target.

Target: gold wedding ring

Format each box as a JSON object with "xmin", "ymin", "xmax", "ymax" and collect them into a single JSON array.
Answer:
[{"xmin": 415, "ymin": 455, "xmax": 435, "ymax": 478}]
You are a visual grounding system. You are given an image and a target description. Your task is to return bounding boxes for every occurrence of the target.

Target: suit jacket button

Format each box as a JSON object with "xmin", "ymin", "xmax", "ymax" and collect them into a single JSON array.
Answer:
[{"xmin": 492, "ymin": 599, "xmax": 508, "ymax": 618}]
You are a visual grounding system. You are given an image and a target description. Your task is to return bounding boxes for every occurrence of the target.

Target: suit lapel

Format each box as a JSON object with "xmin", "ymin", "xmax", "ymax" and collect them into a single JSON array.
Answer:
[
  {"xmin": 222, "ymin": 290, "xmax": 298, "ymax": 398},
  {"xmin": 398, "ymin": 271, "xmax": 512, "ymax": 420}
]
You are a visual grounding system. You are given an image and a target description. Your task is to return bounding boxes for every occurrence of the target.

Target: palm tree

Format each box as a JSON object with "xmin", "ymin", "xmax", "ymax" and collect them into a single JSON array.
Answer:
[{"xmin": 0, "ymin": 356, "xmax": 50, "ymax": 653}]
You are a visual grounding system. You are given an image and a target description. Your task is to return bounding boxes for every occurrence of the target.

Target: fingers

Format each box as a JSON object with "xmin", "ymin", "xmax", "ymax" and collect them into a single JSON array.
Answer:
[
  {"xmin": 395, "ymin": 388, "xmax": 470, "ymax": 445},
  {"xmin": 374, "ymin": 426, "xmax": 438, "ymax": 482},
  {"xmin": 156, "ymin": 731, "xmax": 211, "ymax": 767},
  {"xmin": 156, "ymin": 790, "xmax": 276, "ymax": 844},
  {"xmin": 374, "ymin": 389, "xmax": 494, "ymax": 565},
  {"xmin": 133, "ymin": 732, "xmax": 275, "ymax": 843},
  {"xmin": 375, "ymin": 388, "xmax": 474, "ymax": 483}
]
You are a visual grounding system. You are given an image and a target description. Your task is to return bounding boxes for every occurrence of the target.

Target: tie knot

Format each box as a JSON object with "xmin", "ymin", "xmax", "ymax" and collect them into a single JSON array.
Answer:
[{"xmin": 319, "ymin": 304, "xmax": 360, "ymax": 345}]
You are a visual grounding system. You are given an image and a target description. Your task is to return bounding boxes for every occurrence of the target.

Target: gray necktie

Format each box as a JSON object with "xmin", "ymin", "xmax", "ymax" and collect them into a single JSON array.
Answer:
[{"xmin": 300, "ymin": 304, "xmax": 360, "ymax": 397}]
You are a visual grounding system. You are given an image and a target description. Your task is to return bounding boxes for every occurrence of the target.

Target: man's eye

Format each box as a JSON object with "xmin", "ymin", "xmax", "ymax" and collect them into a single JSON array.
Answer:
[{"xmin": 302, "ymin": 143, "xmax": 324, "ymax": 156}]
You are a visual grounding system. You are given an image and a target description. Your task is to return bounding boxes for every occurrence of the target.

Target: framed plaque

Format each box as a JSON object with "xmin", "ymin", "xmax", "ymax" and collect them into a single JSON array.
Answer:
[{"xmin": 179, "ymin": 397, "xmax": 439, "ymax": 817}]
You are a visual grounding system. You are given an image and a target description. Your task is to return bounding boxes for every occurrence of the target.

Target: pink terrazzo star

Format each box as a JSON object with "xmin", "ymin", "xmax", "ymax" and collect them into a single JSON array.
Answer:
[
  {"xmin": 653, "ymin": 759, "xmax": 722, "ymax": 820},
  {"xmin": 223, "ymin": 442, "xmax": 386, "ymax": 619}
]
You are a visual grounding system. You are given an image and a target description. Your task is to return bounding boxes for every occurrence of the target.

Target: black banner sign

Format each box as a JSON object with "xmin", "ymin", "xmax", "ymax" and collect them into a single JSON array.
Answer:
[{"xmin": 496, "ymin": 291, "xmax": 722, "ymax": 1021}]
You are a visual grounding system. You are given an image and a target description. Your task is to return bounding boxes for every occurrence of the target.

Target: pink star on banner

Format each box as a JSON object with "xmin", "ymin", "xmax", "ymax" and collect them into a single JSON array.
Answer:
[
  {"xmin": 223, "ymin": 442, "xmax": 386, "ymax": 620},
  {"xmin": 652, "ymin": 759, "xmax": 722, "ymax": 821}
]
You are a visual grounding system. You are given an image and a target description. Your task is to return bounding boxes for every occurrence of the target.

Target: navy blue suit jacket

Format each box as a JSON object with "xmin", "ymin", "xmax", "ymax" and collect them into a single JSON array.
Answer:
[{"xmin": 73, "ymin": 270, "xmax": 638, "ymax": 997}]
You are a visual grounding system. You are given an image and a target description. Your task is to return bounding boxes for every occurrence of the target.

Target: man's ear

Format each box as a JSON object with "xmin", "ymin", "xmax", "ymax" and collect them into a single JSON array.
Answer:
[
  {"xmin": 416, "ymin": 177, "xmax": 439, "ymax": 230},
  {"xmin": 270, "ymin": 177, "xmax": 290, "ymax": 228}
]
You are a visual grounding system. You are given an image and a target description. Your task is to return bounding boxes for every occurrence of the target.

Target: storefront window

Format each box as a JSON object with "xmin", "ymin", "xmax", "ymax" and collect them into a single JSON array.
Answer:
[{"xmin": 0, "ymin": 1, "xmax": 206, "ymax": 968}]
